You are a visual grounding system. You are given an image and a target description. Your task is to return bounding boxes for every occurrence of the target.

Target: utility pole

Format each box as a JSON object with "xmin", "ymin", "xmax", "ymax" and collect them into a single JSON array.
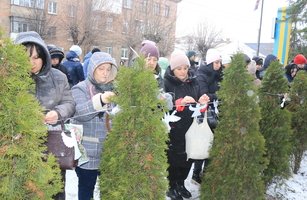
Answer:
[{"xmin": 256, "ymin": 0, "xmax": 264, "ymax": 56}]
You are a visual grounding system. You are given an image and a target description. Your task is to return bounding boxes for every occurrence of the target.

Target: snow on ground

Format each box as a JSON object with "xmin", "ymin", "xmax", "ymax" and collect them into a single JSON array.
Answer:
[
  {"xmin": 66, "ymin": 152, "xmax": 307, "ymax": 200},
  {"xmin": 267, "ymin": 152, "xmax": 307, "ymax": 200}
]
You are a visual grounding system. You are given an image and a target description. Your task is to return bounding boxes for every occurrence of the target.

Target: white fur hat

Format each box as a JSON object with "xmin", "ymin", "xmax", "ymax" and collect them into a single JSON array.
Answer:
[
  {"xmin": 69, "ymin": 45, "xmax": 82, "ymax": 56},
  {"xmin": 206, "ymin": 49, "xmax": 221, "ymax": 65}
]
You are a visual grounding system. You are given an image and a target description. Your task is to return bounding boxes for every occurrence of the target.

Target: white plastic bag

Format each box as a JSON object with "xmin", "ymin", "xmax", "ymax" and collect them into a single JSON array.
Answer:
[{"xmin": 185, "ymin": 112, "xmax": 214, "ymax": 160}]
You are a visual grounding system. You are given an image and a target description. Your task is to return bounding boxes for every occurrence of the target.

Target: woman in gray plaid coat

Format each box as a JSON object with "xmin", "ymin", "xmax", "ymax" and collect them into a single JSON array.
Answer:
[{"xmin": 71, "ymin": 52, "xmax": 118, "ymax": 200}]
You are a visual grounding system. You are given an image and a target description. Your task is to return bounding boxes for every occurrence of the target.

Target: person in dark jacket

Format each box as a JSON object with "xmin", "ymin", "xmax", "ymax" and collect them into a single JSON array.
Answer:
[
  {"xmin": 83, "ymin": 47, "xmax": 101, "ymax": 78},
  {"xmin": 193, "ymin": 48, "xmax": 223, "ymax": 185},
  {"xmin": 63, "ymin": 45, "xmax": 85, "ymax": 88},
  {"xmin": 252, "ymin": 56, "xmax": 263, "ymax": 80},
  {"xmin": 186, "ymin": 50, "xmax": 198, "ymax": 74},
  {"xmin": 139, "ymin": 40, "xmax": 164, "ymax": 89},
  {"xmin": 285, "ymin": 54, "xmax": 307, "ymax": 83},
  {"xmin": 164, "ymin": 50, "xmax": 209, "ymax": 200},
  {"xmin": 49, "ymin": 46, "xmax": 69, "ymax": 78},
  {"xmin": 15, "ymin": 31, "xmax": 75, "ymax": 200},
  {"xmin": 256, "ymin": 54, "xmax": 278, "ymax": 80},
  {"xmin": 197, "ymin": 48, "xmax": 223, "ymax": 101}
]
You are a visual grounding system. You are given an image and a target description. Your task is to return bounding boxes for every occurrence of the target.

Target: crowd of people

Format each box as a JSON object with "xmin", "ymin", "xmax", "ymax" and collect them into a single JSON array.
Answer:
[{"xmin": 14, "ymin": 30, "xmax": 307, "ymax": 200}]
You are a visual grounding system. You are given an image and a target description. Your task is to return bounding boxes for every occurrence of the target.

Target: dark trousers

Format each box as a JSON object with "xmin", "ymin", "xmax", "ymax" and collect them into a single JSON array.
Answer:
[
  {"xmin": 193, "ymin": 158, "xmax": 210, "ymax": 175},
  {"xmin": 53, "ymin": 169, "xmax": 66, "ymax": 200},
  {"xmin": 167, "ymin": 150, "xmax": 193, "ymax": 188},
  {"xmin": 75, "ymin": 167, "xmax": 99, "ymax": 200}
]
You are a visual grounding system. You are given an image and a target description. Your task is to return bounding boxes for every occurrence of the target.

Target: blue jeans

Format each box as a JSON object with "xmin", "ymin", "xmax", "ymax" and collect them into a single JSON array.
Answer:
[{"xmin": 75, "ymin": 167, "xmax": 99, "ymax": 200}]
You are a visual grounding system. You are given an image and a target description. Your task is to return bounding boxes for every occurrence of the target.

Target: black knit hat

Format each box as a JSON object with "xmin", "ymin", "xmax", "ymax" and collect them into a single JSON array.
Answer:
[
  {"xmin": 49, "ymin": 47, "xmax": 64, "ymax": 62},
  {"xmin": 252, "ymin": 56, "xmax": 263, "ymax": 66},
  {"xmin": 186, "ymin": 50, "xmax": 197, "ymax": 58},
  {"xmin": 91, "ymin": 47, "xmax": 101, "ymax": 54}
]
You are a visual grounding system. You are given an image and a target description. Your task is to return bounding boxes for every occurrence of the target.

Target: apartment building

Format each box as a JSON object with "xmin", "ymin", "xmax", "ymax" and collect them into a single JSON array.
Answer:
[{"xmin": 0, "ymin": 0, "xmax": 181, "ymax": 63}]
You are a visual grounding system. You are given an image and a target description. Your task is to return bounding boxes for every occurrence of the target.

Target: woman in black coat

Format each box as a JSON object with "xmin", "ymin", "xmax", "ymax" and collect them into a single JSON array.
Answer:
[
  {"xmin": 193, "ymin": 48, "xmax": 223, "ymax": 184},
  {"xmin": 164, "ymin": 50, "xmax": 209, "ymax": 200}
]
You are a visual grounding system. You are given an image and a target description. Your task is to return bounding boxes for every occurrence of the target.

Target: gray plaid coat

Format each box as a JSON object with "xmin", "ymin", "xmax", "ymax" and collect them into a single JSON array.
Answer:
[{"xmin": 71, "ymin": 80, "xmax": 108, "ymax": 170}]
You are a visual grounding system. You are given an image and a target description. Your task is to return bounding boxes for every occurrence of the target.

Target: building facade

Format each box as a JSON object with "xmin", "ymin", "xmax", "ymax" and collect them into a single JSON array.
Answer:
[{"xmin": 0, "ymin": 0, "xmax": 181, "ymax": 63}]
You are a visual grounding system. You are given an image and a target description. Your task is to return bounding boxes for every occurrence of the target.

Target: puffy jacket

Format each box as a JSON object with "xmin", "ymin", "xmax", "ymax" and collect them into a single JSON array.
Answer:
[{"xmin": 63, "ymin": 51, "xmax": 85, "ymax": 87}]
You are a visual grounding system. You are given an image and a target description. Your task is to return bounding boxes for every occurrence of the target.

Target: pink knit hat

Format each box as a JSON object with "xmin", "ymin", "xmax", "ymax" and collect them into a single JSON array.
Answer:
[
  {"xmin": 170, "ymin": 50, "xmax": 190, "ymax": 70},
  {"xmin": 293, "ymin": 54, "xmax": 307, "ymax": 65}
]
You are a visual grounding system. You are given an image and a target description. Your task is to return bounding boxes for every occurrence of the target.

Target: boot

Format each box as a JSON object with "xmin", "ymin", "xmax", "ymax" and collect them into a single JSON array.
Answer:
[
  {"xmin": 166, "ymin": 188, "xmax": 183, "ymax": 200},
  {"xmin": 191, "ymin": 172, "xmax": 202, "ymax": 185},
  {"xmin": 176, "ymin": 184, "xmax": 192, "ymax": 199}
]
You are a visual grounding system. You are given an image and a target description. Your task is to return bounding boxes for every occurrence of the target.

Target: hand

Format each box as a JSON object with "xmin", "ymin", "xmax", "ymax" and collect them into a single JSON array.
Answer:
[
  {"xmin": 44, "ymin": 110, "xmax": 59, "ymax": 124},
  {"xmin": 198, "ymin": 94, "xmax": 210, "ymax": 105},
  {"xmin": 101, "ymin": 91, "xmax": 116, "ymax": 104},
  {"xmin": 181, "ymin": 96, "xmax": 196, "ymax": 105}
]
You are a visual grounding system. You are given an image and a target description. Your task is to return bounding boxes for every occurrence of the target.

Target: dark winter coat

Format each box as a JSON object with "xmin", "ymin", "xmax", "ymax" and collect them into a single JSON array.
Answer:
[
  {"xmin": 82, "ymin": 51, "xmax": 92, "ymax": 79},
  {"xmin": 196, "ymin": 62, "xmax": 223, "ymax": 101},
  {"xmin": 52, "ymin": 63, "xmax": 69, "ymax": 78},
  {"xmin": 164, "ymin": 66, "xmax": 202, "ymax": 153},
  {"xmin": 285, "ymin": 63, "xmax": 297, "ymax": 82},
  {"xmin": 63, "ymin": 51, "xmax": 85, "ymax": 88},
  {"xmin": 15, "ymin": 31, "xmax": 75, "ymax": 121},
  {"xmin": 189, "ymin": 60, "xmax": 199, "ymax": 75},
  {"xmin": 256, "ymin": 54, "xmax": 277, "ymax": 80}
]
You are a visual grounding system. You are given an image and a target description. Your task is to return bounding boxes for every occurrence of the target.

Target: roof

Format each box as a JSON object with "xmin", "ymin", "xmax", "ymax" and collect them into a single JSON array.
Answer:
[
  {"xmin": 214, "ymin": 41, "xmax": 266, "ymax": 60},
  {"xmin": 245, "ymin": 43, "xmax": 274, "ymax": 57}
]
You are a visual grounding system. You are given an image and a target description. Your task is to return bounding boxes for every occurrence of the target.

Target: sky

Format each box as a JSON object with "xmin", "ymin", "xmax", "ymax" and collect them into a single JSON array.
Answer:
[{"xmin": 176, "ymin": 0, "xmax": 290, "ymax": 43}]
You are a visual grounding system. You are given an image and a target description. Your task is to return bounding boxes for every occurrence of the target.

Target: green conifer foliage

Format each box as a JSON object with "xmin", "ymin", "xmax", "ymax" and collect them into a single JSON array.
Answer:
[
  {"xmin": 200, "ymin": 54, "xmax": 267, "ymax": 200},
  {"xmin": 258, "ymin": 61, "xmax": 292, "ymax": 185},
  {"xmin": 100, "ymin": 58, "xmax": 168, "ymax": 199},
  {"xmin": 0, "ymin": 34, "xmax": 62, "ymax": 199},
  {"xmin": 287, "ymin": 71, "xmax": 307, "ymax": 174}
]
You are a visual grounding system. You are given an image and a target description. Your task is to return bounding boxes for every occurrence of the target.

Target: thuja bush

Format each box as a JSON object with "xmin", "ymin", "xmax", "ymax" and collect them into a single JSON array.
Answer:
[
  {"xmin": 201, "ymin": 53, "xmax": 267, "ymax": 200},
  {"xmin": 100, "ymin": 57, "xmax": 169, "ymax": 199},
  {"xmin": 258, "ymin": 60, "xmax": 292, "ymax": 186},
  {"xmin": 287, "ymin": 71, "xmax": 307, "ymax": 174},
  {"xmin": 0, "ymin": 32, "xmax": 61, "ymax": 199}
]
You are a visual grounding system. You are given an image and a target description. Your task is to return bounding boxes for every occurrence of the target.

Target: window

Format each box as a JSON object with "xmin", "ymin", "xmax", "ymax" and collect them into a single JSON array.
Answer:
[
  {"xmin": 106, "ymin": 47, "xmax": 113, "ymax": 55},
  {"xmin": 47, "ymin": 26, "xmax": 56, "ymax": 39},
  {"xmin": 164, "ymin": 5, "xmax": 170, "ymax": 17},
  {"xmin": 11, "ymin": 21, "xmax": 29, "ymax": 33},
  {"xmin": 153, "ymin": 3, "xmax": 160, "ymax": 15},
  {"xmin": 35, "ymin": 0, "xmax": 44, "ymax": 9},
  {"xmin": 69, "ymin": 5, "xmax": 76, "ymax": 17},
  {"xmin": 121, "ymin": 48, "xmax": 128, "ymax": 60},
  {"xmin": 93, "ymin": 16, "xmax": 102, "ymax": 30},
  {"xmin": 11, "ymin": 17, "xmax": 31, "ymax": 33},
  {"xmin": 135, "ymin": 19, "xmax": 144, "ymax": 33},
  {"xmin": 48, "ymin": 2, "xmax": 57, "ymax": 14},
  {"xmin": 106, "ymin": 17, "xmax": 113, "ymax": 31},
  {"xmin": 11, "ymin": 0, "xmax": 44, "ymax": 9},
  {"xmin": 122, "ymin": 21, "xmax": 128, "ymax": 33},
  {"xmin": 123, "ymin": 0, "xmax": 132, "ymax": 9},
  {"xmin": 140, "ymin": 0, "xmax": 148, "ymax": 12}
]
